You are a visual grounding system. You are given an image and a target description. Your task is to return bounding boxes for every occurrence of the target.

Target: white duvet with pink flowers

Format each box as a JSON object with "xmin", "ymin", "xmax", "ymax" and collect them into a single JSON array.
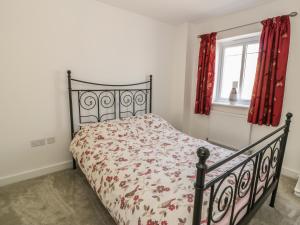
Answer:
[{"xmin": 70, "ymin": 114, "xmax": 252, "ymax": 225}]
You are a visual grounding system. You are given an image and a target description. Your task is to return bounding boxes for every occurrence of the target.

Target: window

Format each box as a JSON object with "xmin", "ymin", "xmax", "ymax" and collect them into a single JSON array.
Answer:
[{"xmin": 214, "ymin": 35, "xmax": 260, "ymax": 106}]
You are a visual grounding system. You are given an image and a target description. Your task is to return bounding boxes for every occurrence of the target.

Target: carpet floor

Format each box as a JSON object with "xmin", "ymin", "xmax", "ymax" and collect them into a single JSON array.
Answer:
[{"xmin": 0, "ymin": 169, "xmax": 299, "ymax": 225}]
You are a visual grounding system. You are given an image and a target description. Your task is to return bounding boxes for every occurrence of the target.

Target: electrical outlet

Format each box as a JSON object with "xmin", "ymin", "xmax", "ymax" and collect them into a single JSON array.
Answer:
[
  {"xmin": 47, "ymin": 137, "xmax": 55, "ymax": 144},
  {"xmin": 30, "ymin": 139, "xmax": 46, "ymax": 148}
]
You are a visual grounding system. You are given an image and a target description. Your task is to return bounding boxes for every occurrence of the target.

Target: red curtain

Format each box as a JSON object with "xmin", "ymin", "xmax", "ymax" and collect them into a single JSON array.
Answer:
[
  {"xmin": 194, "ymin": 32, "xmax": 217, "ymax": 115},
  {"xmin": 248, "ymin": 16, "xmax": 291, "ymax": 126}
]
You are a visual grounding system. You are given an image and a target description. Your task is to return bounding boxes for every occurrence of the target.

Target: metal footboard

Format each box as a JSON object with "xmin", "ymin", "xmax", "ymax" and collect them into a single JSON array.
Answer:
[{"xmin": 192, "ymin": 113, "xmax": 293, "ymax": 225}]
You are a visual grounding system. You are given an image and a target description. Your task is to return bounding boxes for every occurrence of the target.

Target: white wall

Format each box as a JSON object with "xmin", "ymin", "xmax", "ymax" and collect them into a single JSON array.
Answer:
[
  {"xmin": 0, "ymin": 0, "xmax": 184, "ymax": 184},
  {"xmin": 183, "ymin": 0, "xmax": 300, "ymax": 177},
  {"xmin": 168, "ymin": 23, "xmax": 189, "ymax": 130},
  {"xmin": 2, "ymin": 0, "xmax": 299, "ymax": 186}
]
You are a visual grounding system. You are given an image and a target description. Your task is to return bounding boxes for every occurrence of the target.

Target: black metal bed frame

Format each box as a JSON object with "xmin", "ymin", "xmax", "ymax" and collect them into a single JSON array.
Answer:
[
  {"xmin": 67, "ymin": 70, "xmax": 152, "ymax": 169},
  {"xmin": 67, "ymin": 70, "xmax": 293, "ymax": 225},
  {"xmin": 193, "ymin": 113, "xmax": 292, "ymax": 225}
]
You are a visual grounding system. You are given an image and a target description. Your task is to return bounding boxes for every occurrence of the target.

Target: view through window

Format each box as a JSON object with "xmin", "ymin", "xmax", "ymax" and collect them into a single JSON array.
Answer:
[{"xmin": 214, "ymin": 35, "xmax": 260, "ymax": 105}]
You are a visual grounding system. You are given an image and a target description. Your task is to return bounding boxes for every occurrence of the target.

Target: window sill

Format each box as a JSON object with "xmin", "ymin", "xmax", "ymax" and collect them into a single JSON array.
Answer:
[{"xmin": 212, "ymin": 101, "xmax": 249, "ymax": 109}]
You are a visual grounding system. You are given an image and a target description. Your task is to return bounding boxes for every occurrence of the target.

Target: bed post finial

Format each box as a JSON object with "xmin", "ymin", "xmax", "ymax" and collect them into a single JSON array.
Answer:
[
  {"xmin": 193, "ymin": 147, "xmax": 210, "ymax": 225},
  {"xmin": 283, "ymin": 112, "xmax": 293, "ymax": 139},
  {"xmin": 197, "ymin": 147, "xmax": 210, "ymax": 168},
  {"xmin": 285, "ymin": 112, "xmax": 293, "ymax": 134},
  {"xmin": 67, "ymin": 70, "xmax": 71, "ymax": 77},
  {"xmin": 286, "ymin": 112, "xmax": 293, "ymax": 123}
]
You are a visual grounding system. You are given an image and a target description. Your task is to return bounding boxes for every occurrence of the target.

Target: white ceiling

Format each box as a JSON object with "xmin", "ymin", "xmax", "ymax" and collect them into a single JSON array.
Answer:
[{"xmin": 96, "ymin": 0, "xmax": 275, "ymax": 24}]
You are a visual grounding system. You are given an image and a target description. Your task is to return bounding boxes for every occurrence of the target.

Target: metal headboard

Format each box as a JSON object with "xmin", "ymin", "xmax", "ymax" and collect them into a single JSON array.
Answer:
[{"xmin": 67, "ymin": 70, "xmax": 152, "ymax": 138}]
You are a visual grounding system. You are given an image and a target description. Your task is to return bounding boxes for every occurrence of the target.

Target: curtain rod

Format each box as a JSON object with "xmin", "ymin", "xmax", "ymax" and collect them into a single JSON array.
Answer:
[{"xmin": 197, "ymin": 11, "xmax": 298, "ymax": 38}]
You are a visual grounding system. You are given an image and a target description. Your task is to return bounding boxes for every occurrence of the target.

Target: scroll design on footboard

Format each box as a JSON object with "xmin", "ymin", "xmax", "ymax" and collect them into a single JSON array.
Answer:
[
  {"xmin": 193, "ymin": 113, "xmax": 293, "ymax": 225},
  {"xmin": 208, "ymin": 158, "xmax": 255, "ymax": 225}
]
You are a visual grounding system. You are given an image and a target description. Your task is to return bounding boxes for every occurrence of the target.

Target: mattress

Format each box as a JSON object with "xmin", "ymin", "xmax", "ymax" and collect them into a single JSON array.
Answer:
[{"xmin": 70, "ymin": 114, "xmax": 254, "ymax": 225}]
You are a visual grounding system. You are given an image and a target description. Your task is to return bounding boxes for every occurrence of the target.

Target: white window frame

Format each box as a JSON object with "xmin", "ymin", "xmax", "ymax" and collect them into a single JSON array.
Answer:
[{"xmin": 214, "ymin": 35, "xmax": 260, "ymax": 106}]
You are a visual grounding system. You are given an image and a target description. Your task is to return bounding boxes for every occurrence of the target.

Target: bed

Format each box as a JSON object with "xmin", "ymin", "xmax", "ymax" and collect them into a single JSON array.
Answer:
[{"xmin": 67, "ymin": 70, "xmax": 293, "ymax": 225}]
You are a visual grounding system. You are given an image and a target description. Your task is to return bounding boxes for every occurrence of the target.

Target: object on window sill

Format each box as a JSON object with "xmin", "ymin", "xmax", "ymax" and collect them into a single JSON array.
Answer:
[
  {"xmin": 213, "ymin": 101, "xmax": 249, "ymax": 109},
  {"xmin": 229, "ymin": 81, "xmax": 238, "ymax": 102},
  {"xmin": 214, "ymin": 34, "xmax": 259, "ymax": 104}
]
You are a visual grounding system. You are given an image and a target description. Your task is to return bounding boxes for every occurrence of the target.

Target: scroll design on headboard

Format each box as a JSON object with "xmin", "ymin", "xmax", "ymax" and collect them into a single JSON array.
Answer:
[
  {"xmin": 67, "ymin": 70, "xmax": 152, "ymax": 137},
  {"xmin": 78, "ymin": 90, "xmax": 116, "ymax": 122}
]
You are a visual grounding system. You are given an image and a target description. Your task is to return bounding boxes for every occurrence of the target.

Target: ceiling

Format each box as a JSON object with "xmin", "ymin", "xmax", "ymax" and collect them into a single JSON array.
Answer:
[{"xmin": 96, "ymin": 0, "xmax": 275, "ymax": 24}]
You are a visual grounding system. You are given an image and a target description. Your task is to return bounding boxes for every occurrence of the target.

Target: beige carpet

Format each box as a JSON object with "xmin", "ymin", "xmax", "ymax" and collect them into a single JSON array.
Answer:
[{"xmin": 0, "ymin": 169, "xmax": 299, "ymax": 225}]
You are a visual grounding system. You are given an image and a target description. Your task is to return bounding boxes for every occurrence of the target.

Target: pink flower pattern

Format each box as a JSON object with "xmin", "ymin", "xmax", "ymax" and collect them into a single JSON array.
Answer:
[{"xmin": 70, "ymin": 114, "xmax": 252, "ymax": 225}]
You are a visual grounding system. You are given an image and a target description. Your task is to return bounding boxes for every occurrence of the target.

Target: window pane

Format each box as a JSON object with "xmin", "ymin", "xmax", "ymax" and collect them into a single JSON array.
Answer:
[
  {"xmin": 246, "ymin": 43, "xmax": 259, "ymax": 53},
  {"xmin": 220, "ymin": 45, "xmax": 243, "ymax": 98},
  {"xmin": 241, "ymin": 43, "xmax": 259, "ymax": 100}
]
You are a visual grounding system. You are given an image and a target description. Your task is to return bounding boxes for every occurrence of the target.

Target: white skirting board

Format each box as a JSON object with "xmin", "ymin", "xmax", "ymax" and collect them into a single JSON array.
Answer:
[
  {"xmin": 282, "ymin": 166, "xmax": 300, "ymax": 179},
  {"xmin": 0, "ymin": 160, "xmax": 73, "ymax": 187}
]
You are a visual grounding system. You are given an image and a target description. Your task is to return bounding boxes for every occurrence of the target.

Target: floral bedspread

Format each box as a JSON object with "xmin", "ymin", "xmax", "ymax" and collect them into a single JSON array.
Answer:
[{"xmin": 70, "ymin": 114, "xmax": 248, "ymax": 225}]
